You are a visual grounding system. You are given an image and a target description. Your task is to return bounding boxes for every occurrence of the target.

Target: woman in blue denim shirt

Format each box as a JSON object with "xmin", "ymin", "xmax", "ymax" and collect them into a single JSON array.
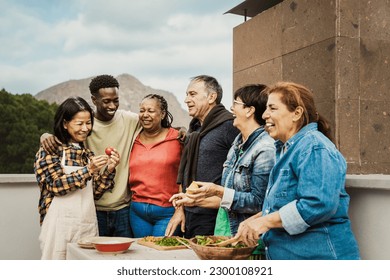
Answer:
[
  {"xmin": 171, "ymin": 84, "xmax": 275, "ymax": 235},
  {"xmin": 235, "ymin": 82, "xmax": 360, "ymax": 260}
]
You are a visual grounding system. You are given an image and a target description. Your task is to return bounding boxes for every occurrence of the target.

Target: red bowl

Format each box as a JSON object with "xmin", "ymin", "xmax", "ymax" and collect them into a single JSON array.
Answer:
[{"xmin": 91, "ymin": 237, "xmax": 134, "ymax": 254}]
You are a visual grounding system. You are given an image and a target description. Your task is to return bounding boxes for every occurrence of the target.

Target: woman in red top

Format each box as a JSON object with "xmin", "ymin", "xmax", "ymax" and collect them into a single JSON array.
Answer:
[{"xmin": 129, "ymin": 94, "xmax": 182, "ymax": 237}]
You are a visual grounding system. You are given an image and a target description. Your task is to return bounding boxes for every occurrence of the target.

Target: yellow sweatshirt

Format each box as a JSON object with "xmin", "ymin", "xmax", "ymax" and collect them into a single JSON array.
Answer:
[{"xmin": 86, "ymin": 110, "xmax": 141, "ymax": 211}]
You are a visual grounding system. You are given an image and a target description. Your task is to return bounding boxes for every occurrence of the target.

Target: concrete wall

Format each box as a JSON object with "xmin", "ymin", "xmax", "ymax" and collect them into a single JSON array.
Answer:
[
  {"xmin": 346, "ymin": 175, "xmax": 390, "ymax": 260},
  {"xmin": 232, "ymin": 0, "xmax": 390, "ymax": 174},
  {"xmin": 0, "ymin": 175, "xmax": 41, "ymax": 260}
]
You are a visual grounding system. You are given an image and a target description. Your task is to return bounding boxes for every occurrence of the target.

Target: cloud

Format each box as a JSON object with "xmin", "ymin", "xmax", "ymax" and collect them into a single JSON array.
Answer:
[{"xmin": 0, "ymin": 0, "xmax": 243, "ymax": 108}]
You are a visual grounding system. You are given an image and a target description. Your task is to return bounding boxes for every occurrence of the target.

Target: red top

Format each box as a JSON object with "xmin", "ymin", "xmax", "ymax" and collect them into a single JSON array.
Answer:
[{"xmin": 128, "ymin": 128, "xmax": 182, "ymax": 207}]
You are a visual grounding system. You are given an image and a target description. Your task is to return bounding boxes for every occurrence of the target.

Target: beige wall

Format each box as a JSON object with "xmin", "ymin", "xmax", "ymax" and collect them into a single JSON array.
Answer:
[
  {"xmin": 232, "ymin": 0, "xmax": 390, "ymax": 174},
  {"xmin": 0, "ymin": 175, "xmax": 41, "ymax": 260},
  {"xmin": 347, "ymin": 175, "xmax": 390, "ymax": 260}
]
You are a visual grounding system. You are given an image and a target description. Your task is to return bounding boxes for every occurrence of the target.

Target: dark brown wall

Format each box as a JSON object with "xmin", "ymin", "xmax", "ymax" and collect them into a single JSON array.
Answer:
[{"xmin": 232, "ymin": 0, "xmax": 390, "ymax": 174}]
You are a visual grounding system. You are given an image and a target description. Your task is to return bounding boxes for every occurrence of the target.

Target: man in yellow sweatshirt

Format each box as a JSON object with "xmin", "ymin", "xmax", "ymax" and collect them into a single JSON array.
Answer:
[{"xmin": 87, "ymin": 75, "xmax": 141, "ymax": 237}]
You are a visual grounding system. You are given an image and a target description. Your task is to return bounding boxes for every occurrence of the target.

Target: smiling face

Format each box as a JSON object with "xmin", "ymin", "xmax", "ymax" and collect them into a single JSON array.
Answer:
[
  {"xmin": 184, "ymin": 80, "xmax": 216, "ymax": 124},
  {"xmin": 262, "ymin": 92, "xmax": 302, "ymax": 143},
  {"xmin": 139, "ymin": 98, "xmax": 165, "ymax": 133},
  {"xmin": 230, "ymin": 98, "xmax": 248, "ymax": 130},
  {"xmin": 63, "ymin": 111, "xmax": 92, "ymax": 143},
  {"xmin": 91, "ymin": 87, "xmax": 119, "ymax": 121}
]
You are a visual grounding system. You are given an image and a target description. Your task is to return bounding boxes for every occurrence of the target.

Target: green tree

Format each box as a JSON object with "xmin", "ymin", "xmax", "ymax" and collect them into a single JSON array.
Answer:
[{"xmin": 0, "ymin": 89, "xmax": 58, "ymax": 173}]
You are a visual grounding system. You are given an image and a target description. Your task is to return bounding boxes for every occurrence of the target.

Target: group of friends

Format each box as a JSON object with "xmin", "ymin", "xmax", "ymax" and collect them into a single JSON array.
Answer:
[{"xmin": 34, "ymin": 74, "xmax": 360, "ymax": 260}]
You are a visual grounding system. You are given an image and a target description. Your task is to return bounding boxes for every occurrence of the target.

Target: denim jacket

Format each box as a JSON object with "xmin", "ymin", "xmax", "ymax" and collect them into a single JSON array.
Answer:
[
  {"xmin": 220, "ymin": 127, "xmax": 275, "ymax": 235},
  {"xmin": 262, "ymin": 123, "xmax": 360, "ymax": 259}
]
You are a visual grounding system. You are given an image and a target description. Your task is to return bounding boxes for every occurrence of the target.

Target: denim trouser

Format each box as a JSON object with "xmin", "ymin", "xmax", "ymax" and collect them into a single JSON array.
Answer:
[
  {"xmin": 96, "ymin": 206, "xmax": 133, "ymax": 237},
  {"xmin": 129, "ymin": 201, "xmax": 177, "ymax": 237}
]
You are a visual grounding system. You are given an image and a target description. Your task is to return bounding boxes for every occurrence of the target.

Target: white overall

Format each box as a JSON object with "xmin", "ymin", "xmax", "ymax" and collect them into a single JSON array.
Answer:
[{"xmin": 39, "ymin": 150, "xmax": 98, "ymax": 260}]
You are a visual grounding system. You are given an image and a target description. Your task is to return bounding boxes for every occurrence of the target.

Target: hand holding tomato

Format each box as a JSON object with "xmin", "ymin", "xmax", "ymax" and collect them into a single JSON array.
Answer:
[
  {"xmin": 105, "ymin": 147, "xmax": 114, "ymax": 156},
  {"xmin": 105, "ymin": 147, "xmax": 120, "ymax": 172}
]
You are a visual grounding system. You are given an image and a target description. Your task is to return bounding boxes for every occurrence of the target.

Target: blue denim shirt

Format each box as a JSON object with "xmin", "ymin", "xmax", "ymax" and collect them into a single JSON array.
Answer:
[
  {"xmin": 220, "ymin": 127, "xmax": 275, "ymax": 235},
  {"xmin": 262, "ymin": 123, "xmax": 360, "ymax": 259}
]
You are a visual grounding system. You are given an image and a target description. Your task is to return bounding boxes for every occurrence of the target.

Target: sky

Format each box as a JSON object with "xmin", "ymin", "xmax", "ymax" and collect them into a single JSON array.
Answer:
[{"xmin": 0, "ymin": 0, "xmax": 245, "ymax": 108}]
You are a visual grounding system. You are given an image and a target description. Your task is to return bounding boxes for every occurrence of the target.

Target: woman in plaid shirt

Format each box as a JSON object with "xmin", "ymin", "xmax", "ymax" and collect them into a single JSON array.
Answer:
[{"xmin": 34, "ymin": 97, "xmax": 120, "ymax": 259}]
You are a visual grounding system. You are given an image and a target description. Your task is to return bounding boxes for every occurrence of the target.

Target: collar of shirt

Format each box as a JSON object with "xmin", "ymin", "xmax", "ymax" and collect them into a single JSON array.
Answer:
[{"xmin": 274, "ymin": 122, "xmax": 318, "ymax": 154}]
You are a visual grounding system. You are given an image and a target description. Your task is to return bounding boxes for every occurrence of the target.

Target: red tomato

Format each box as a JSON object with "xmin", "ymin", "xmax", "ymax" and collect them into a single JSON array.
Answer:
[{"xmin": 105, "ymin": 147, "xmax": 114, "ymax": 156}]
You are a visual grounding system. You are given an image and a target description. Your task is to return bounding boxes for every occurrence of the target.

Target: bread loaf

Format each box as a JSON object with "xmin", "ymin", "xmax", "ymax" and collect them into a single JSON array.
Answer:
[{"xmin": 186, "ymin": 181, "xmax": 199, "ymax": 194}]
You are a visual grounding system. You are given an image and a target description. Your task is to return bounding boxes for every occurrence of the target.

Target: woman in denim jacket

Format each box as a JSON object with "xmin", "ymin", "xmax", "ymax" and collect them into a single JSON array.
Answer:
[
  {"xmin": 235, "ymin": 82, "xmax": 360, "ymax": 260},
  {"xmin": 170, "ymin": 84, "xmax": 275, "ymax": 235}
]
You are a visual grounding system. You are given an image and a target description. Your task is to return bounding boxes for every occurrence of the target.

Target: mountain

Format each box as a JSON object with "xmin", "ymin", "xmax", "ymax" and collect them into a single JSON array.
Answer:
[{"xmin": 34, "ymin": 73, "xmax": 191, "ymax": 128}]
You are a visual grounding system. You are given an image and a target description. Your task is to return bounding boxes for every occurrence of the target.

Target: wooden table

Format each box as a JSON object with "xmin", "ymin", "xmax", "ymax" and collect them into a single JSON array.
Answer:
[{"xmin": 66, "ymin": 241, "xmax": 200, "ymax": 260}]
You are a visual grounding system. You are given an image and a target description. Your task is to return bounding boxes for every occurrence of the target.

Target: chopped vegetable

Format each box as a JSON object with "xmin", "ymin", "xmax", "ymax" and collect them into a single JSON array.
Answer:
[
  {"xmin": 194, "ymin": 235, "xmax": 247, "ymax": 248},
  {"xmin": 154, "ymin": 237, "xmax": 188, "ymax": 246},
  {"xmin": 194, "ymin": 235, "xmax": 214, "ymax": 246}
]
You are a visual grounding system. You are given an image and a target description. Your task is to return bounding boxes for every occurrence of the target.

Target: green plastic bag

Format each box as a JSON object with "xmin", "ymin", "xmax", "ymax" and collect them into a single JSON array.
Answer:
[{"xmin": 214, "ymin": 207, "xmax": 231, "ymax": 236}]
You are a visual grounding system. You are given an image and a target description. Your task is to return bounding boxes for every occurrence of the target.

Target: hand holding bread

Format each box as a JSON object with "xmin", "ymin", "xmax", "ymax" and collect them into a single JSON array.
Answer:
[{"xmin": 186, "ymin": 181, "xmax": 200, "ymax": 194}]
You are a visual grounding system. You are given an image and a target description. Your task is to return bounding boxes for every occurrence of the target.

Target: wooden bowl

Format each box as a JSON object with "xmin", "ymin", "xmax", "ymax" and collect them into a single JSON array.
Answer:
[
  {"xmin": 187, "ymin": 236, "xmax": 257, "ymax": 260},
  {"xmin": 91, "ymin": 237, "xmax": 134, "ymax": 254}
]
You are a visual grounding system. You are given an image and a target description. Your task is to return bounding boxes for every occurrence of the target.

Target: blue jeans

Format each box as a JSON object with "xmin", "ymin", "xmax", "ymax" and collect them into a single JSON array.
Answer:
[
  {"xmin": 129, "ymin": 202, "xmax": 178, "ymax": 237},
  {"xmin": 96, "ymin": 206, "xmax": 133, "ymax": 237}
]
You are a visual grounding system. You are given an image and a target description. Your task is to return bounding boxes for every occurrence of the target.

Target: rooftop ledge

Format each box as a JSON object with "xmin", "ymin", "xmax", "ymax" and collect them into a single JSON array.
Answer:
[
  {"xmin": 0, "ymin": 174, "xmax": 36, "ymax": 184},
  {"xmin": 346, "ymin": 174, "xmax": 390, "ymax": 191},
  {"xmin": 0, "ymin": 174, "xmax": 389, "ymax": 190}
]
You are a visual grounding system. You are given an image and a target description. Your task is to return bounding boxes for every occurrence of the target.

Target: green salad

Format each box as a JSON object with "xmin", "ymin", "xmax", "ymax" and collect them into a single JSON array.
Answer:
[
  {"xmin": 194, "ymin": 235, "xmax": 247, "ymax": 248},
  {"xmin": 154, "ymin": 237, "xmax": 188, "ymax": 246}
]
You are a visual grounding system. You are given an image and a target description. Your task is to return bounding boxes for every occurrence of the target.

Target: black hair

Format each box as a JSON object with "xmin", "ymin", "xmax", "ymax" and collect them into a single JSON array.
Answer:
[
  {"xmin": 142, "ymin": 94, "xmax": 173, "ymax": 128},
  {"xmin": 191, "ymin": 75, "xmax": 223, "ymax": 104},
  {"xmin": 234, "ymin": 84, "xmax": 269, "ymax": 126},
  {"xmin": 53, "ymin": 97, "xmax": 94, "ymax": 143},
  {"xmin": 89, "ymin": 75, "xmax": 119, "ymax": 97}
]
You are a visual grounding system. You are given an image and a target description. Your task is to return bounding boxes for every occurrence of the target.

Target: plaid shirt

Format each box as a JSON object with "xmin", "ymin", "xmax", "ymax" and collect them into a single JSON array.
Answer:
[{"xmin": 34, "ymin": 143, "xmax": 116, "ymax": 225}]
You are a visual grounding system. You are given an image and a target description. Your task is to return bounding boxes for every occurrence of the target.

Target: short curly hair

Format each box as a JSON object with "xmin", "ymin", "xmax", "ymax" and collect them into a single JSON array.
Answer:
[{"xmin": 89, "ymin": 75, "xmax": 119, "ymax": 96}]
